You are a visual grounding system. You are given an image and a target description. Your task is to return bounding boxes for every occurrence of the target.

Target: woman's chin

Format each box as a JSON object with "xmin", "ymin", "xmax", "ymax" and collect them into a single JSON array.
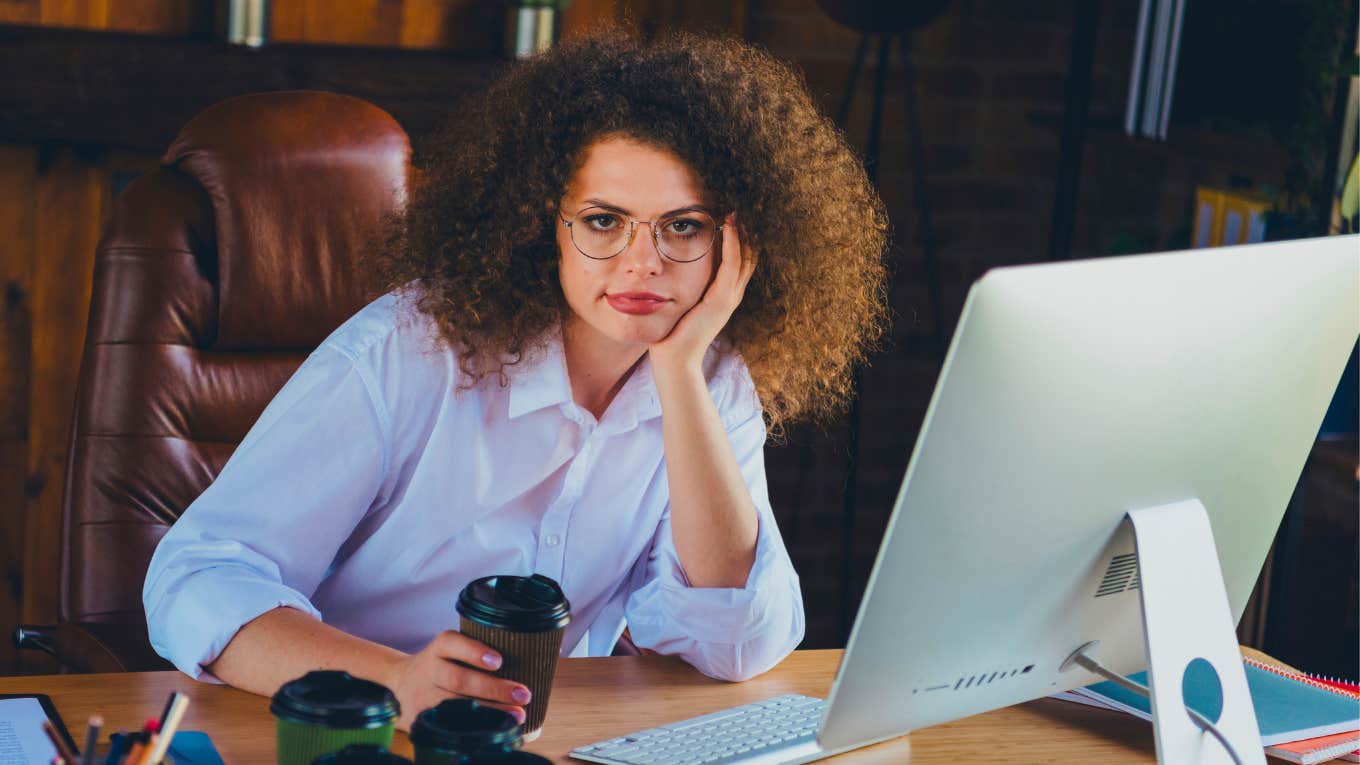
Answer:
[{"xmin": 599, "ymin": 315, "xmax": 677, "ymax": 349}]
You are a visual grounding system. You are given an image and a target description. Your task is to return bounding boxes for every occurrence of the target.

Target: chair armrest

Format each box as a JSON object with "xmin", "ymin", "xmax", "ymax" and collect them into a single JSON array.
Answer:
[
  {"xmin": 12, "ymin": 624, "xmax": 56, "ymax": 656},
  {"xmin": 13, "ymin": 622, "xmax": 173, "ymax": 674}
]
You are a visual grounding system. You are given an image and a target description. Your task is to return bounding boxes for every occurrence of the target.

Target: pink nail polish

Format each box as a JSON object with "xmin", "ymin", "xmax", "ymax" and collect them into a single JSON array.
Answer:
[
  {"xmin": 483, "ymin": 653, "xmax": 502, "ymax": 669},
  {"xmin": 512, "ymin": 687, "xmax": 531, "ymax": 704}
]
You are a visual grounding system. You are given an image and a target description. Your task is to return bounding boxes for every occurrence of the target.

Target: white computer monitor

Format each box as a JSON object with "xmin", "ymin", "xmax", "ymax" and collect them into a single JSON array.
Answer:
[{"xmin": 807, "ymin": 236, "xmax": 1357, "ymax": 761}]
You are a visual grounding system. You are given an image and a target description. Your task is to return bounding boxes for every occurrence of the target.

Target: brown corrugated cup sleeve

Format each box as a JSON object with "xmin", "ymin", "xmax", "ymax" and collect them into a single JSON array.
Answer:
[{"xmin": 459, "ymin": 617, "xmax": 565, "ymax": 738}]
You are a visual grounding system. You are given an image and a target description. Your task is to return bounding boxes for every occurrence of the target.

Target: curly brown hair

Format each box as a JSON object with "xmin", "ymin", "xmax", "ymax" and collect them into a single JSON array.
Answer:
[{"xmin": 375, "ymin": 31, "xmax": 890, "ymax": 434}]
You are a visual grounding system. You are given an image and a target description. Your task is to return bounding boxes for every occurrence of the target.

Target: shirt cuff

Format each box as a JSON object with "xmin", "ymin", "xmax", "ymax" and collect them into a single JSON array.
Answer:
[
  {"xmin": 146, "ymin": 562, "xmax": 322, "ymax": 682},
  {"xmin": 626, "ymin": 516, "xmax": 805, "ymax": 680}
]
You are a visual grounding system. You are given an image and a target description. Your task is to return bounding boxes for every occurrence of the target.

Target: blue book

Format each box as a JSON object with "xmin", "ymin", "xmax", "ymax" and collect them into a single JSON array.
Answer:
[{"xmin": 1077, "ymin": 660, "xmax": 1360, "ymax": 746}]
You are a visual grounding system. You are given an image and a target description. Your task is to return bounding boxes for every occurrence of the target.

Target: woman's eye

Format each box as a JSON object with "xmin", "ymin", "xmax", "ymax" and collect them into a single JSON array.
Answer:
[
  {"xmin": 665, "ymin": 218, "xmax": 702, "ymax": 236},
  {"xmin": 585, "ymin": 214, "xmax": 621, "ymax": 231}
]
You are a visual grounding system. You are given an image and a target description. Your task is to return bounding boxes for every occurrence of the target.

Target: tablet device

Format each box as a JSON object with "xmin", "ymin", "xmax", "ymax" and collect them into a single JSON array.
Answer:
[{"xmin": 0, "ymin": 693, "xmax": 80, "ymax": 763}]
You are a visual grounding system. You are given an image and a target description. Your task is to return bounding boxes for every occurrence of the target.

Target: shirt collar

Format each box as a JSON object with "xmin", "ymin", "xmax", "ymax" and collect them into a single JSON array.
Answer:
[
  {"xmin": 506, "ymin": 329, "xmax": 574, "ymax": 420},
  {"xmin": 505, "ymin": 327, "xmax": 664, "ymax": 427}
]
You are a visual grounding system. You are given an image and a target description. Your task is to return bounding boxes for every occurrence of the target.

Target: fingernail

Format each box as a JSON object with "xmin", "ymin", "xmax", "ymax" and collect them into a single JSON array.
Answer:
[
  {"xmin": 512, "ymin": 708, "xmax": 527, "ymax": 723},
  {"xmin": 512, "ymin": 687, "xmax": 531, "ymax": 704},
  {"xmin": 482, "ymin": 653, "xmax": 502, "ymax": 669}
]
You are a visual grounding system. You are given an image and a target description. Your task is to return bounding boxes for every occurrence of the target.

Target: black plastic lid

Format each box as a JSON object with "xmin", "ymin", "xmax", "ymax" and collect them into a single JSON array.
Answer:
[
  {"xmin": 270, "ymin": 671, "xmax": 400, "ymax": 729},
  {"xmin": 410, "ymin": 699, "xmax": 521, "ymax": 754},
  {"xmin": 456, "ymin": 574, "xmax": 571, "ymax": 632},
  {"xmin": 465, "ymin": 752, "xmax": 553, "ymax": 765},
  {"xmin": 311, "ymin": 744, "xmax": 413, "ymax": 765}
]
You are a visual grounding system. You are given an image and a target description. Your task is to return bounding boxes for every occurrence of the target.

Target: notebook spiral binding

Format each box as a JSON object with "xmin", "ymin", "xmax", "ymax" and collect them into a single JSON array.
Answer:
[{"xmin": 1243, "ymin": 656, "xmax": 1360, "ymax": 700}]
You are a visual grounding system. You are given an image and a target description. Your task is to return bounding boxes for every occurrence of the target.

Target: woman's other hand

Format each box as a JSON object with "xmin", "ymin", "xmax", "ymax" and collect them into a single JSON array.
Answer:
[
  {"xmin": 387, "ymin": 630, "xmax": 531, "ymax": 731},
  {"xmin": 649, "ymin": 214, "xmax": 757, "ymax": 375}
]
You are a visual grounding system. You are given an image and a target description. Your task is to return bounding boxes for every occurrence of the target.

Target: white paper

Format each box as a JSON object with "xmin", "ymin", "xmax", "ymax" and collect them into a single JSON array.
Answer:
[{"xmin": 0, "ymin": 697, "xmax": 59, "ymax": 765}]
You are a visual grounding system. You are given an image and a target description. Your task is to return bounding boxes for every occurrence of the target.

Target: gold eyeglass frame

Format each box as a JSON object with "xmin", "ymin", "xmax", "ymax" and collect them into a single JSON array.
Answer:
[{"xmin": 558, "ymin": 206, "xmax": 724, "ymax": 263}]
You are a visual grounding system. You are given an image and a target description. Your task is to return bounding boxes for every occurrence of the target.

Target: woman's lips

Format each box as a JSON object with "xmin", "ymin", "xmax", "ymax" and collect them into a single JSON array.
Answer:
[{"xmin": 605, "ymin": 292, "xmax": 668, "ymax": 315}]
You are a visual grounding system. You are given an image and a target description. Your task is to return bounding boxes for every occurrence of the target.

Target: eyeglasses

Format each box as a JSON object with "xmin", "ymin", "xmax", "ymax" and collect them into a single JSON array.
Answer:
[{"xmin": 559, "ymin": 206, "xmax": 723, "ymax": 263}]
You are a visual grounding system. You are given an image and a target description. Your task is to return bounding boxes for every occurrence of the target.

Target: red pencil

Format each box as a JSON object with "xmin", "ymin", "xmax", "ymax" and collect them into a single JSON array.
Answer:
[{"xmin": 42, "ymin": 720, "xmax": 79, "ymax": 765}]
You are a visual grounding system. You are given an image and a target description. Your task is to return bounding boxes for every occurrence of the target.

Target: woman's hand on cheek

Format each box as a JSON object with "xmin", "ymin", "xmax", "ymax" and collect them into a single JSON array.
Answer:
[{"xmin": 649, "ymin": 214, "xmax": 757, "ymax": 376}]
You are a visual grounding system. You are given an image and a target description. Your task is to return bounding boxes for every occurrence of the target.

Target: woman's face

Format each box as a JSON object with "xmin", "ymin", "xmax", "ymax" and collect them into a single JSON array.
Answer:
[{"xmin": 557, "ymin": 136, "xmax": 718, "ymax": 353}]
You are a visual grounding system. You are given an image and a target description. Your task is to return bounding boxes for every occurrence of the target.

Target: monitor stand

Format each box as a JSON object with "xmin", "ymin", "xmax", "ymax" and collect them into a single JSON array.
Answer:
[{"xmin": 1125, "ymin": 499, "xmax": 1265, "ymax": 764}]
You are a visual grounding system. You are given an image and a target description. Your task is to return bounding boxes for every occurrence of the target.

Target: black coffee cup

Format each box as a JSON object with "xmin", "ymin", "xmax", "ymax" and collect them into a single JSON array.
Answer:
[
  {"xmin": 465, "ymin": 752, "xmax": 553, "ymax": 765},
  {"xmin": 456, "ymin": 574, "xmax": 570, "ymax": 740},
  {"xmin": 410, "ymin": 699, "xmax": 522, "ymax": 765},
  {"xmin": 311, "ymin": 744, "xmax": 413, "ymax": 765},
  {"xmin": 271, "ymin": 671, "xmax": 400, "ymax": 765}
]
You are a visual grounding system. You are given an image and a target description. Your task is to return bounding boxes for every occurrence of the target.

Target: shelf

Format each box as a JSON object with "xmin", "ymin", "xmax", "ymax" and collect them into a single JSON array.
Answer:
[{"xmin": 0, "ymin": 24, "xmax": 505, "ymax": 154}]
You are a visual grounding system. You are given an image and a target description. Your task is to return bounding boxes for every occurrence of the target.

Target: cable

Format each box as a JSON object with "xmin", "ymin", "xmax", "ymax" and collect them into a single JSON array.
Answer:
[{"xmin": 1061, "ymin": 642, "xmax": 1245, "ymax": 765}]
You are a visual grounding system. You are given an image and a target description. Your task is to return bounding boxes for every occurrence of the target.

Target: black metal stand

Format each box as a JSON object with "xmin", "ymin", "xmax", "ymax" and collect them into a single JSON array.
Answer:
[
  {"xmin": 1046, "ymin": 0, "xmax": 1102, "ymax": 261},
  {"xmin": 834, "ymin": 31, "xmax": 944, "ymax": 642}
]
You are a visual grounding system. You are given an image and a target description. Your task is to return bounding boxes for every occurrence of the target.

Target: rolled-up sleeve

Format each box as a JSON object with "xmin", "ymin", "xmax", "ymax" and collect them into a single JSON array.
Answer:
[
  {"xmin": 143, "ymin": 344, "xmax": 389, "ymax": 681},
  {"xmin": 624, "ymin": 391, "xmax": 805, "ymax": 682}
]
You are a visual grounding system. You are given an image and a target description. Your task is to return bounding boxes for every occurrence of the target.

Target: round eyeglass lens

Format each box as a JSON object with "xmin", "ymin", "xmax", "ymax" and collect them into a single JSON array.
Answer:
[
  {"xmin": 571, "ymin": 207, "xmax": 631, "ymax": 260},
  {"xmin": 656, "ymin": 211, "xmax": 718, "ymax": 262}
]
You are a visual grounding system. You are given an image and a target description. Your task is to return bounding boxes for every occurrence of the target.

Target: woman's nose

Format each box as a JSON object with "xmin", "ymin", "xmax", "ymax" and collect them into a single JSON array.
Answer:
[{"xmin": 620, "ymin": 222, "xmax": 664, "ymax": 276}]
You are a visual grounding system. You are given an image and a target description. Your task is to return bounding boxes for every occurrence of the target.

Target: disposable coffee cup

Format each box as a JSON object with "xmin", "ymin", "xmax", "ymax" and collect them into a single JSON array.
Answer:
[
  {"xmin": 271, "ymin": 670, "xmax": 400, "ymax": 765},
  {"xmin": 456, "ymin": 574, "xmax": 571, "ymax": 741},
  {"xmin": 312, "ymin": 744, "xmax": 413, "ymax": 765},
  {"xmin": 410, "ymin": 699, "xmax": 522, "ymax": 765},
  {"xmin": 465, "ymin": 752, "xmax": 553, "ymax": 765}
]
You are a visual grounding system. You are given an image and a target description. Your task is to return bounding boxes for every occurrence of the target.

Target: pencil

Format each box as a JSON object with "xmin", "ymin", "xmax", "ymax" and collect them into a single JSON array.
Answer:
[
  {"xmin": 122, "ymin": 740, "xmax": 144, "ymax": 765},
  {"xmin": 42, "ymin": 720, "xmax": 79, "ymax": 765},
  {"xmin": 130, "ymin": 734, "xmax": 157, "ymax": 765},
  {"xmin": 80, "ymin": 715, "xmax": 102, "ymax": 765},
  {"xmin": 141, "ymin": 694, "xmax": 189, "ymax": 765}
]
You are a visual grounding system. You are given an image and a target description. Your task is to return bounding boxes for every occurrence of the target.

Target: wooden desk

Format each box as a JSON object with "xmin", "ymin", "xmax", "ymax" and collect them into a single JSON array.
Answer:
[{"xmin": 8, "ymin": 650, "xmax": 1157, "ymax": 763}]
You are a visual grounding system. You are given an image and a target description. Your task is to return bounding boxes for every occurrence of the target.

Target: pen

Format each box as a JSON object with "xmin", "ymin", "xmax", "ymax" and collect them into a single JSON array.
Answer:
[
  {"xmin": 80, "ymin": 715, "xmax": 102, "ymax": 765},
  {"xmin": 155, "ymin": 693, "xmax": 181, "ymax": 732},
  {"xmin": 141, "ymin": 694, "xmax": 190, "ymax": 765},
  {"xmin": 42, "ymin": 720, "xmax": 80, "ymax": 765},
  {"xmin": 103, "ymin": 731, "xmax": 129, "ymax": 765}
]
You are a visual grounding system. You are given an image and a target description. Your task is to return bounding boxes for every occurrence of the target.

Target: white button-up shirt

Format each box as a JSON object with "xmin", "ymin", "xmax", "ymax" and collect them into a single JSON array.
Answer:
[{"xmin": 143, "ymin": 291, "xmax": 805, "ymax": 683}]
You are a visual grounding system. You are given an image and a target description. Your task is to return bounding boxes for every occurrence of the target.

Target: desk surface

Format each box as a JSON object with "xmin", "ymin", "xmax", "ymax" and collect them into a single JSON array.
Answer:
[{"xmin": 8, "ymin": 650, "xmax": 1158, "ymax": 763}]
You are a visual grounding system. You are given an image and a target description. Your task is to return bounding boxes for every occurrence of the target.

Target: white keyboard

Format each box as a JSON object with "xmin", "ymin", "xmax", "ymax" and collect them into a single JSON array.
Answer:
[{"xmin": 569, "ymin": 693, "xmax": 826, "ymax": 765}]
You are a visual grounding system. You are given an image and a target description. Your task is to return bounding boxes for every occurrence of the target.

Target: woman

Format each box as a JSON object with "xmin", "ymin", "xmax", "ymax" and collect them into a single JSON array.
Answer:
[{"xmin": 143, "ymin": 32, "xmax": 889, "ymax": 730}]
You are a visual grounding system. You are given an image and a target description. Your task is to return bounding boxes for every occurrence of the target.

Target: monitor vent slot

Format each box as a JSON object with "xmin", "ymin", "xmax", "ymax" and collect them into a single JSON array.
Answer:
[
  {"xmin": 919, "ymin": 664, "xmax": 1034, "ymax": 694},
  {"xmin": 1095, "ymin": 553, "xmax": 1140, "ymax": 597}
]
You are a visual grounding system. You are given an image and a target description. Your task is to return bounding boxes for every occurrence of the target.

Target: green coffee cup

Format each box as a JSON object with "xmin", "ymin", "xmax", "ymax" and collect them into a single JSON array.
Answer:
[
  {"xmin": 271, "ymin": 670, "xmax": 401, "ymax": 765},
  {"xmin": 312, "ymin": 744, "xmax": 413, "ymax": 765}
]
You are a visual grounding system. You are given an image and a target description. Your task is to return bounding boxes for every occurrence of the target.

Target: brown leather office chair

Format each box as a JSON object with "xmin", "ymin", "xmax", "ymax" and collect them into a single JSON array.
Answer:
[{"xmin": 15, "ymin": 91, "xmax": 411, "ymax": 672}]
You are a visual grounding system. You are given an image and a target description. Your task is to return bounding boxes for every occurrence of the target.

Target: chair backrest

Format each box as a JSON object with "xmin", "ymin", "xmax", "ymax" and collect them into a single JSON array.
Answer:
[{"xmin": 58, "ymin": 91, "xmax": 411, "ymax": 666}]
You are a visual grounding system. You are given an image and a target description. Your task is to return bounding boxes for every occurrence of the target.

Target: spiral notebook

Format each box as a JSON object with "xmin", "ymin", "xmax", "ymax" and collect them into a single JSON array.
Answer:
[{"xmin": 1053, "ymin": 656, "xmax": 1360, "ymax": 759}]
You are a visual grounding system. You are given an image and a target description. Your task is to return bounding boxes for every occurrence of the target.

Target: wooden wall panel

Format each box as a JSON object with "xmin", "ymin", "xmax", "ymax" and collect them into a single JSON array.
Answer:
[
  {"xmin": 20, "ymin": 149, "xmax": 102, "ymax": 642},
  {"xmin": 0, "ymin": 0, "xmax": 193, "ymax": 33},
  {"xmin": 270, "ymin": 0, "xmax": 498, "ymax": 51},
  {"xmin": 0, "ymin": 146, "xmax": 37, "ymax": 674},
  {"xmin": 0, "ymin": 0, "xmax": 40, "ymax": 24},
  {"xmin": 102, "ymin": 0, "xmax": 202, "ymax": 34},
  {"xmin": 38, "ymin": 0, "xmax": 106, "ymax": 27}
]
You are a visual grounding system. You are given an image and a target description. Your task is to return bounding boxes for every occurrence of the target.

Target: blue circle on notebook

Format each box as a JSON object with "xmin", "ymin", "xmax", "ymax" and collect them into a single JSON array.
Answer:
[{"xmin": 1182, "ymin": 657, "xmax": 1224, "ymax": 723}]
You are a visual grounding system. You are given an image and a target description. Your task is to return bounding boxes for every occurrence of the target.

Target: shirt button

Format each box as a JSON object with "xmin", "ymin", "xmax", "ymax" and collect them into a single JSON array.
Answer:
[{"xmin": 545, "ymin": 534, "xmax": 560, "ymax": 547}]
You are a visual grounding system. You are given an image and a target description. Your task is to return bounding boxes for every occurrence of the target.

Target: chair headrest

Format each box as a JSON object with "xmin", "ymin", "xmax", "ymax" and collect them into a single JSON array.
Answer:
[{"xmin": 163, "ymin": 91, "xmax": 410, "ymax": 349}]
